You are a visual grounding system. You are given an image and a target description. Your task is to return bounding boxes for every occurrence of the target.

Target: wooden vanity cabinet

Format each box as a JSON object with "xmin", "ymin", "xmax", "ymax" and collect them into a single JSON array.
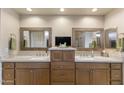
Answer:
[
  {"xmin": 2, "ymin": 63, "xmax": 15, "ymax": 85},
  {"xmin": 50, "ymin": 50, "xmax": 75, "ymax": 84},
  {"xmin": 76, "ymin": 63, "xmax": 90, "ymax": 84},
  {"xmin": 51, "ymin": 51, "xmax": 63, "ymax": 62},
  {"xmin": 110, "ymin": 63, "xmax": 122, "ymax": 85},
  {"xmin": 76, "ymin": 63, "xmax": 110, "ymax": 85},
  {"xmin": 15, "ymin": 63, "xmax": 50, "ymax": 85},
  {"xmin": 91, "ymin": 63, "xmax": 110, "ymax": 85},
  {"xmin": 51, "ymin": 62, "xmax": 75, "ymax": 85},
  {"xmin": 2, "ymin": 62, "xmax": 123, "ymax": 85},
  {"xmin": 51, "ymin": 50, "xmax": 75, "ymax": 62}
]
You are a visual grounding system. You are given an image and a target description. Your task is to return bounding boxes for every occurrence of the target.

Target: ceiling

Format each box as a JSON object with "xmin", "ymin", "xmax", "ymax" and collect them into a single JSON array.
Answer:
[{"xmin": 14, "ymin": 8, "xmax": 113, "ymax": 16}]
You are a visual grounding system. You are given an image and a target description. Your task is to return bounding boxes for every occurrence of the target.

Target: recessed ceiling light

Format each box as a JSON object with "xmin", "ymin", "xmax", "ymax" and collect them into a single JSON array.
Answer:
[
  {"xmin": 60, "ymin": 8, "xmax": 64, "ymax": 12},
  {"xmin": 26, "ymin": 8, "xmax": 32, "ymax": 12},
  {"xmin": 92, "ymin": 8, "xmax": 98, "ymax": 12}
]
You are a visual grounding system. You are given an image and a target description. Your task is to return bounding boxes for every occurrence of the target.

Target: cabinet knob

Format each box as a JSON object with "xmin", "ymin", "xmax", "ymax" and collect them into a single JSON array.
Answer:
[{"xmin": 30, "ymin": 70, "xmax": 33, "ymax": 73}]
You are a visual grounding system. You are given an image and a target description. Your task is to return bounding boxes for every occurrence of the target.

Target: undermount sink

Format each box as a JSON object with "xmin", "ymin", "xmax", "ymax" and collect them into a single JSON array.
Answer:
[
  {"xmin": 12, "ymin": 56, "xmax": 49, "ymax": 60},
  {"xmin": 75, "ymin": 56, "xmax": 108, "ymax": 61},
  {"xmin": 30, "ymin": 57, "xmax": 49, "ymax": 60}
]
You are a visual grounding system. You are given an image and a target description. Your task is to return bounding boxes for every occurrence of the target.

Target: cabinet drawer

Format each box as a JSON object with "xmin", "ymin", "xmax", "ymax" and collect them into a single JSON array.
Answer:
[
  {"xmin": 15, "ymin": 63, "xmax": 49, "ymax": 69},
  {"xmin": 51, "ymin": 62, "xmax": 75, "ymax": 69},
  {"xmin": 91, "ymin": 63, "xmax": 110, "ymax": 69},
  {"xmin": 111, "ymin": 70, "xmax": 122, "ymax": 80},
  {"xmin": 51, "ymin": 69, "xmax": 75, "ymax": 82},
  {"xmin": 63, "ymin": 51, "xmax": 75, "ymax": 62},
  {"xmin": 111, "ymin": 64, "xmax": 122, "ymax": 69},
  {"xmin": 2, "ymin": 69, "xmax": 14, "ymax": 85},
  {"xmin": 76, "ymin": 63, "xmax": 90, "ymax": 69},
  {"xmin": 3, "ymin": 63, "xmax": 14, "ymax": 68},
  {"xmin": 51, "ymin": 51, "xmax": 63, "ymax": 62},
  {"xmin": 111, "ymin": 81, "xmax": 122, "ymax": 85}
]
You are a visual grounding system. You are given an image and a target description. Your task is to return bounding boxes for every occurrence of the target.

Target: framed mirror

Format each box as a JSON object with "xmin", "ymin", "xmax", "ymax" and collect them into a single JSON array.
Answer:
[
  {"xmin": 20, "ymin": 27, "xmax": 52, "ymax": 50},
  {"xmin": 72, "ymin": 28, "xmax": 104, "ymax": 50},
  {"xmin": 105, "ymin": 28, "xmax": 118, "ymax": 48}
]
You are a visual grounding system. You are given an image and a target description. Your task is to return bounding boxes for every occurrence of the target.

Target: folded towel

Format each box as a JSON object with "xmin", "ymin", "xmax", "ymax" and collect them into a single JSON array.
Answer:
[
  {"xmin": 9, "ymin": 37, "xmax": 16, "ymax": 50},
  {"xmin": 23, "ymin": 39, "xmax": 27, "ymax": 48},
  {"xmin": 11, "ymin": 38, "xmax": 16, "ymax": 50}
]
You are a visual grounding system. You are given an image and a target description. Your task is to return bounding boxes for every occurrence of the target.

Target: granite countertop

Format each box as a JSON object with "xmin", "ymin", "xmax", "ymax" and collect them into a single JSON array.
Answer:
[
  {"xmin": 1, "ymin": 56, "xmax": 50, "ymax": 62},
  {"xmin": 48, "ymin": 47, "xmax": 77, "ymax": 50},
  {"xmin": 1, "ymin": 55, "xmax": 123, "ymax": 63},
  {"xmin": 75, "ymin": 56, "xmax": 124, "ymax": 63}
]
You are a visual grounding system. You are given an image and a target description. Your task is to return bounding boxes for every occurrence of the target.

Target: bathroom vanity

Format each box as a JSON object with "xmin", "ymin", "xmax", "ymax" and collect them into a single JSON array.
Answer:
[{"xmin": 1, "ymin": 48, "xmax": 123, "ymax": 85}]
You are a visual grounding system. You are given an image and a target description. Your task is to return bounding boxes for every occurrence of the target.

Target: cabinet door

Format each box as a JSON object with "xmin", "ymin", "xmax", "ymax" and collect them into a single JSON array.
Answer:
[
  {"xmin": 2, "ymin": 69, "xmax": 14, "ymax": 85},
  {"xmin": 51, "ymin": 51, "xmax": 63, "ymax": 62},
  {"xmin": 15, "ymin": 69, "xmax": 32, "ymax": 85},
  {"xmin": 92, "ymin": 69, "xmax": 110, "ymax": 85},
  {"xmin": 51, "ymin": 69, "xmax": 75, "ymax": 85},
  {"xmin": 76, "ymin": 69, "xmax": 90, "ymax": 85},
  {"xmin": 32, "ymin": 69, "xmax": 49, "ymax": 85},
  {"xmin": 63, "ymin": 51, "xmax": 75, "ymax": 62}
]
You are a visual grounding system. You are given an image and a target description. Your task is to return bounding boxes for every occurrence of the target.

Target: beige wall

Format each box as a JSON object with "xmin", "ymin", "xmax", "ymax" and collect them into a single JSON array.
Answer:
[
  {"xmin": 20, "ymin": 15, "xmax": 104, "ymax": 46},
  {"xmin": 104, "ymin": 8, "xmax": 124, "ymax": 34},
  {"xmin": 0, "ymin": 8, "xmax": 20, "ymax": 56}
]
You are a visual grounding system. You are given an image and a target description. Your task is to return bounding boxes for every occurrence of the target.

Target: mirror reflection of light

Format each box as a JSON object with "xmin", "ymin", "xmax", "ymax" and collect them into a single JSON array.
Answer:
[
  {"xmin": 45, "ymin": 31, "xmax": 49, "ymax": 37},
  {"xmin": 109, "ymin": 32, "xmax": 117, "ymax": 40},
  {"xmin": 96, "ymin": 33, "xmax": 100, "ymax": 37}
]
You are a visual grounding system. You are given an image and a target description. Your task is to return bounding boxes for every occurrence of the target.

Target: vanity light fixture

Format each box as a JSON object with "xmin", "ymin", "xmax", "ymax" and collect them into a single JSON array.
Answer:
[
  {"xmin": 26, "ymin": 8, "xmax": 32, "ymax": 12},
  {"xmin": 60, "ymin": 8, "xmax": 64, "ymax": 12},
  {"xmin": 92, "ymin": 8, "xmax": 98, "ymax": 12}
]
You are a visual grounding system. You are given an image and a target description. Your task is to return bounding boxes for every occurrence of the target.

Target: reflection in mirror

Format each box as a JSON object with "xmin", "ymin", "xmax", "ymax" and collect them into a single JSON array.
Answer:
[
  {"xmin": 23, "ymin": 31, "xmax": 49, "ymax": 48},
  {"xmin": 20, "ymin": 27, "xmax": 51, "ymax": 50},
  {"xmin": 73, "ymin": 28, "xmax": 104, "ymax": 49},
  {"xmin": 105, "ymin": 29, "xmax": 117, "ymax": 48}
]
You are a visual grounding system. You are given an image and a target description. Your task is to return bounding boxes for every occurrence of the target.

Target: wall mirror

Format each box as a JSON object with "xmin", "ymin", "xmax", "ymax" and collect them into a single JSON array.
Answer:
[
  {"xmin": 105, "ymin": 28, "xmax": 118, "ymax": 48},
  {"xmin": 72, "ymin": 28, "xmax": 104, "ymax": 50},
  {"xmin": 20, "ymin": 27, "xmax": 52, "ymax": 50}
]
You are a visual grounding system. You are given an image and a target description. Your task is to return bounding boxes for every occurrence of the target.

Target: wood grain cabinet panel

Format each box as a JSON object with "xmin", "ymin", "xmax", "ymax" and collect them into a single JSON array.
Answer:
[
  {"xmin": 63, "ymin": 51, "xmax": 75, "ymax": 62},
  {"xmin": 76, "ymin": 69, "xmax": 90, "ymax": 85},
  {"xmin": 110, "ymin": 63, "xmax": 122, "ymax": 85},
  {"xmin": 15, "ymin": 62, "xmax": 50, "ymax": 85},
  {"xmin": 111, "ymin": 70, "xmax": 122, "ymax": 81},
  {"xmin": 111, "ymin": 64, "xmax": 122, "ymax": 69},
  {"xmin": 51, "ymin": 50, "xmax": 75, "ymax": 62},
  {"xmin": 3, "ymin": 63, "xmax": 14, "ymax": 69},
  {"xmin": 76, "ymin": 63, "xmax": 110, "ymax": 85},
  {"xmin": 76, "ymin": 63, "xmax": 90, "ymax": 85},
  {"xmin": 15, "ymin": 63, "xmax": 49, "ymax": 69},
  {"xmin": 51, "ymin": 62, "xmax": 75, "ymax": 85},
  {"xmin": 51, "ymin": 69, "xmax": 75, "ymax": 82},
  {"xmin": 32, "ymin": 69, "xmax": 49, "ymax": 85},
  {"xmin": 51, "ymin": 62, "xmax": 75, "ymax": 69},
  {"xmin": 15, "ymin": 69, "xmax": 32, "ymax": 85},
  {"xmin": 2, "ymin": 69, "xmax": 14, "ymax": 85},
  {"xmin": 111, "ymin": 81, "xmax": 122, "ymax": 85},
  {"xmin": 92, "ymin": 69, "xmax": 110, "ymax": 85},
  {"xmin": 51, "ymin": 51, "xmax": 63, "ymax": 62}
]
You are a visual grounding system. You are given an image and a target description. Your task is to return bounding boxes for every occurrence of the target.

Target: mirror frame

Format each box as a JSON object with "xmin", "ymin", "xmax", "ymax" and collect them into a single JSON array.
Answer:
[
  {"xmin": 20, "ymin": 27, "xmax": 52, "ymax": 51},
  {"xmin": 105, "ymin": 28, "xmax": 118, "ymax": 49},
  {"xmin": 72, "ymin": 28, "xmax": 104, "ymax": 51}
]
